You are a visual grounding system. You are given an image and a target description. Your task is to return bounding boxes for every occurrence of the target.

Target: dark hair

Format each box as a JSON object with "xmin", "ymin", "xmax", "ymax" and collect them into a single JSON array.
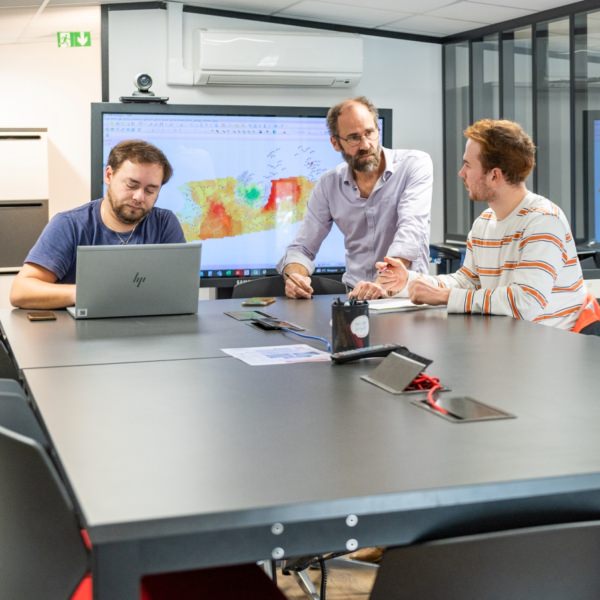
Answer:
[
  {"xmin": 107, "ymin": 140, "xmax": 173, "ymax": 184},
  {"xmin": 326, "ymin": 96, "xmax": 379, "ymax": 137},
  {"xmin": 464, "ymin": 119, "xmax": 535, "ymax": 184}
]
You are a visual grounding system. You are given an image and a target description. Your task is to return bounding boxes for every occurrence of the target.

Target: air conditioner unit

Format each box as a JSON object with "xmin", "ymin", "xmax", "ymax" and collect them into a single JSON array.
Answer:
[{"xmin": 194, "ymin": 30, "xmax": 363, "ymax": 87}]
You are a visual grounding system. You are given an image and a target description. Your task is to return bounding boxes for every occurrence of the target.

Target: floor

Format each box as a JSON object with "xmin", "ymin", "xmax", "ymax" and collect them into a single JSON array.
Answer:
[{"xmin": 276, "ymin": 559, "xmax": 377, "ymax": 599}]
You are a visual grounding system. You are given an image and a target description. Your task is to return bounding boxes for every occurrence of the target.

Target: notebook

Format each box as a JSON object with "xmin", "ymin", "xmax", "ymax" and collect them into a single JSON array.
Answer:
[{"xmin": 66, "ymin": 242, "xmax": 202, "ymax": 319}]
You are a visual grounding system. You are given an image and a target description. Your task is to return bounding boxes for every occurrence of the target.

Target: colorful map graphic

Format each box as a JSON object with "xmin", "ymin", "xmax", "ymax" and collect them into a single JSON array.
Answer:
[{"xmin": 177, "ymin": 175, "xmax": 314, "ymax": 241}]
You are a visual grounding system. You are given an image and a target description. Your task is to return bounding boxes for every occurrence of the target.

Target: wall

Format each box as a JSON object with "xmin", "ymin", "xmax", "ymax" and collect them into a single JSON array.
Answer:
[
  {"xmin": 106, "ymin": 6, "xmax": 445, "ymax": 243},
  {"xmin": 0, "ymin": 6, "xmax": 102, "ymax": 217}
]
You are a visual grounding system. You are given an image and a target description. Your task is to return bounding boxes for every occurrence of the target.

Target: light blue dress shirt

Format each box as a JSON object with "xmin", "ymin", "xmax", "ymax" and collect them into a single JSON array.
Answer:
[{"xmin": 278, "ymin": 147, "xmax": 433, "ymax": 287}]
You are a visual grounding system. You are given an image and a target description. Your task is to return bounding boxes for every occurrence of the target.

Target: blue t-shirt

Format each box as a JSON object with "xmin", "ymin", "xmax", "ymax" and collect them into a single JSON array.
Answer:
[{"xmin": 25, "ymin": 199, "xmax": 186, "ymax": 283}]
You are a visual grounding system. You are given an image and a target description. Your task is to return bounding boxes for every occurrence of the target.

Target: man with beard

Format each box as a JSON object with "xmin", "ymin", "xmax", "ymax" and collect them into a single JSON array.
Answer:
[
  {"xmin": 277, "ymin": 96, "xmax": 433, "ymax": 299},
  {"xmin": 355, "ymin": 119, "xmax": 600, "ymax": 335},
  {"xmin": 10, "ymin": 140, "xmax": 185, "ymax": 309}
]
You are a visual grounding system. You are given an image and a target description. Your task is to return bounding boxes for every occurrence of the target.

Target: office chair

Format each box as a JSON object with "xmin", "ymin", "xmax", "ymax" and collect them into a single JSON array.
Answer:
[
  {"xmin": 0, "ymin": 377, "xmax": 48, "ymax": 446},
  {"xmin": 231, "ymin": 275, "xmax": 346, "ymax": 299},
  {"xmin": 0, "ymin": 339, "xmax": 19, "ymax": 380},
  {"xmin": 369, "ymin": 520, "xmax": 600, "ymax": 600},
  {"xmin": 0, "ymin": 423, "xmax": 287, "ymax": 600},
  {"xmin": 429, "ymin": 243, "xmax": 464, "ymax": 275}
]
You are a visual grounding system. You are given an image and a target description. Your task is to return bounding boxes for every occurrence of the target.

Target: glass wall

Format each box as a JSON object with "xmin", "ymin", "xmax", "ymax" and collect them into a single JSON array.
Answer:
[
  {"xmin": 444, "ymin": 42, "xmax": 471, "ymax": 241},
  {"xmin": 574, "ymin": 10, "xmax": 600, "ymax": 242},
  {"xmin": 473, "ymin": 34, "xmax": 500, "ymax": 121},
  {"xmin": 535, "ymin": 18, "xmax": 571, "ymax": 215},
  {"xmin": 502, "ymin": 27, "xmax": 533, "ymax": 188},
  {"xmin": 443, "ymin": 6, "xmax": 600, "ymax": 244}
]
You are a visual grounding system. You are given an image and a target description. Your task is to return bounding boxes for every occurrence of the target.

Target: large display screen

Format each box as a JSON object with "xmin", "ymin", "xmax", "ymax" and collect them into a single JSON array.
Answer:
[{"xmin": 91, "ymin": 103, "xmax": 392, "ymax": 287}]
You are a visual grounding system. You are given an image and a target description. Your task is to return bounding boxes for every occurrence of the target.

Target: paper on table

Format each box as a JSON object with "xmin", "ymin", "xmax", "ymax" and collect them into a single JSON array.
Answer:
[
  {"xmin": 367, "ymin": 298, "xmax": 439, "ymax": 313},
  {"xmin": 222, "ymin": 344, "xmax": 331, "ymax": 366}
]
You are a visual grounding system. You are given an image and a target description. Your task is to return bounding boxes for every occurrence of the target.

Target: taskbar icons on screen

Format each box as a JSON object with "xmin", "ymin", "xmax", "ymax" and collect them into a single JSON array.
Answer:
[{"xmin": 200, "ymin": 266, "xmax": 344, "ymax": 279}]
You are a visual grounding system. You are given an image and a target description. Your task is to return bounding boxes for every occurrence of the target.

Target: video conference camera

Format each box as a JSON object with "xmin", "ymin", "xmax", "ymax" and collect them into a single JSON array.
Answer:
[
  {"xmin": 135, "ymin": 73, "xmax": 153, "ymax": 93},
  {"xmin": 119, "ymin": 73, "xmax": 169, "ymax": 104}
]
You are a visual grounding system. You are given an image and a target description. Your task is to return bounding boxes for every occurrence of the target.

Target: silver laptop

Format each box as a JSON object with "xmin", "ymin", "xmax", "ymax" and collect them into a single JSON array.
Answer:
[{"xmin": 67, "ymin": 242, "xmax": 202, "ymax": 319}]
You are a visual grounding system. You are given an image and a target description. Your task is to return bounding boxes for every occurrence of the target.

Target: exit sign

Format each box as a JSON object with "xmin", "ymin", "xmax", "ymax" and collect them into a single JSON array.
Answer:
[{"xmin": 57, "ymin": 32, "xmax": 91, "ymax": 48}]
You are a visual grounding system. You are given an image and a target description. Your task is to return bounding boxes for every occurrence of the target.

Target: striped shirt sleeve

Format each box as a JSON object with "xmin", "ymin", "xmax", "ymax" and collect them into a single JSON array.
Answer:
[{"xmin": 447, "ymin": 213, "xmax": 570, "ymax": 319}]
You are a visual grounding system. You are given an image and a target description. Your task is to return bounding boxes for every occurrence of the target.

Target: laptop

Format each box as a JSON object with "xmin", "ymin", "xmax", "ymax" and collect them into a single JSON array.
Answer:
[{"xmin": 67, "ymin": 242, "xmax": 202, "ymax": 319}]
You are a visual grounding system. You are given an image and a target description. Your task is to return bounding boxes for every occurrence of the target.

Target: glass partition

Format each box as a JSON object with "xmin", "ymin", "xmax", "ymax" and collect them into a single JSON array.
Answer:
[
  {"xmin": 444, "ymin": 42, "xmax": 471, "ymax": 241},
  {"xmin": 535, "ymin": 18, "xmax": 571, "ymax": 216}
]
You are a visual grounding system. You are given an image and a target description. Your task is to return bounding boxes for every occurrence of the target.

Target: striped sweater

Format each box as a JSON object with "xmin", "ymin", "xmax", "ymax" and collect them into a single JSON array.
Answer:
[{"xmin": 423, "ymin": 192, "xmax": 586, "ymax": 330}]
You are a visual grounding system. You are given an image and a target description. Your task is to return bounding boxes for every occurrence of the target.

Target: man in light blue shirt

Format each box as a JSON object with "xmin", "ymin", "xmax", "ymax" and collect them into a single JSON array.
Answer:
[{"xmin": 277, "ymin": 96, "xmax": 432, "ymax": 299}]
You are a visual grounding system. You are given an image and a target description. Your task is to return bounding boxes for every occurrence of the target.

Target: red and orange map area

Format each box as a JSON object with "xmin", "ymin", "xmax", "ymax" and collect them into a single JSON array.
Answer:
[{"xmin": 177, "ymin": 175, "xmax": 314, "ymax": 240}]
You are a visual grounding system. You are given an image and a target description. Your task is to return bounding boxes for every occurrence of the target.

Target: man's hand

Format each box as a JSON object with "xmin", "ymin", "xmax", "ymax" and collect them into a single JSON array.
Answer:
[
  {"xmin": 375, "ymin": 256, "xmax": 409, "ymax": 295},
  {"xmin": 408, "ymin": 279, "xmax": 450, "ymax": 305},
  {"xmin": 284, "ymin": 272, "xmax": 314, "ymax": 299},
  {"xmin": 349, "ymin": 281, "xmax": 386, "ymax": 300}
]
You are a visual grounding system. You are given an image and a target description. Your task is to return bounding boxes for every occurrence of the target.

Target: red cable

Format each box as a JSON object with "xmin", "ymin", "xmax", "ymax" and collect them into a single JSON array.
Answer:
[{"xmin": 406, "ymin": 373, "xmax": 448, "ymax": 415}]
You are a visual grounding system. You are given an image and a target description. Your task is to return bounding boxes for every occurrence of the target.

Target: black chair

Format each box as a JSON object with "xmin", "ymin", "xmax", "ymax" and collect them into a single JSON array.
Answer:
[
  {"xmin": 231, "ymin": 275, "xmax": 347, "ymax": 298},
  {"xmin": 0, "ymin": 422, "xmax": 288, "ymax": 600},
  {"xmin": 370, "ymin": 520, "xmax": 600, "ymax": 600},
  {"xmin": 0, "ymin": 339, "xmax": 18, "ymax": 380},
  {"xmin": 0, "ymin": 378, "xmax": 47, "ymax": 446},
  {"xmin": 429, "ymin": 243, "xmax": 464, "ymax": 275}
]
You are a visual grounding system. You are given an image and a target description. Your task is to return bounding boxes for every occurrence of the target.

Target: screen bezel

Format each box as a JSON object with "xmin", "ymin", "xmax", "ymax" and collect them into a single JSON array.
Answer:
[{"xmin": 91, "ymin": 102, "xmax": 393, "ymax": 288}]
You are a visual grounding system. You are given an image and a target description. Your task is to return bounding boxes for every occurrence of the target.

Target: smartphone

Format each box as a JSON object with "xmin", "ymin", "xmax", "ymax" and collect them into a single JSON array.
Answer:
[
  {"xmin": 265, "ymin": 318, "xmax": 304, "ymax": 331},
  {"xmin": 241, "ymin": 297, "xmax": 276, "ymax": 307},
  {"xmin": 251, "ymin": 318, "xmax": 282, "ymax": 330},
  {"xmin": 253, "ymin": 317, "xmax": 305, "ymax": 331},
  {"xmin": 27, "ymin": 311, "xmax": 57, "ymax": 322}
]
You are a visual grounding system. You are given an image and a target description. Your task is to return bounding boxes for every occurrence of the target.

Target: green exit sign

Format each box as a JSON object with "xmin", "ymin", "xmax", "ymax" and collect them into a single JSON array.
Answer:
[{"xmin": 57, "ymin": 32, "xmax": 91, "ymax": 48}]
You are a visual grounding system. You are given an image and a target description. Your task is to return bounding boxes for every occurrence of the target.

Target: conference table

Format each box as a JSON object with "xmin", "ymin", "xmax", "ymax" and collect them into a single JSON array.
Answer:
[{"xmin": 3, "ymin": 297, "xmax": 600, "ymax": 599}]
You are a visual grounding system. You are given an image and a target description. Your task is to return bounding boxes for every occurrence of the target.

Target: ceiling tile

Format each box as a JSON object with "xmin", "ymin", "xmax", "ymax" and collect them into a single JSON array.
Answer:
[
  {"xmin": 275, "ymin": 0, "xmax": 411, "ymax": 28},
  {"xmin": 429, "ymin": 1, "xmax": 534, "ymax": 24},
  {"xmin": 383, "ymin": 14, "xmax": 486, "ymax": 36}
]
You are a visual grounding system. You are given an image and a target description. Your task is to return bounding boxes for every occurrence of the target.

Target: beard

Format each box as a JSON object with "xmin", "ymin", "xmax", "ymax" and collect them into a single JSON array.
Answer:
[
  {"xmin": 107, "ymin": 187, "xmax": 150, "ymax": 225},
  {"xmin": 463, "ymin": 179, "xmax": 491, "ymax": 202},
  {"xmin": 342, "ymin": 145, "xmax": 382, "ymax": 173}
]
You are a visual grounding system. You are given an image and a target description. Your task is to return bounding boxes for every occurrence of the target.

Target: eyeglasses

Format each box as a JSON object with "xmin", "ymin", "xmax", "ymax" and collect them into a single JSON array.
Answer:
[{"xmin": 335, "ymin": 128, "xmax": 379, "ymax": 148}]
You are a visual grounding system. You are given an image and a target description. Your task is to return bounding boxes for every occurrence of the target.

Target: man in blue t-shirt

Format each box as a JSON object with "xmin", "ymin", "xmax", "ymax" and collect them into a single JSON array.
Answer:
[{"xmin": 10, "ymin": 139, "xmax": 186, "ymax": 310}]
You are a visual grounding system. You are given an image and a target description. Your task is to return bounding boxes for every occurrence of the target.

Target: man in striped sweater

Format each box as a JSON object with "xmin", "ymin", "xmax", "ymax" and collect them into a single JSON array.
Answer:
[{"xmin": 351, "ymin": 119, "xmax": 600, "ymax": 334}]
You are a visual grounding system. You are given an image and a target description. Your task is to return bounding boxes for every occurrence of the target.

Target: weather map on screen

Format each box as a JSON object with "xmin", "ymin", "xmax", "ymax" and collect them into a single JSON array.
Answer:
[{"xmin": 92, "ymin": 104, "xmax": 391, "ymax": 287}]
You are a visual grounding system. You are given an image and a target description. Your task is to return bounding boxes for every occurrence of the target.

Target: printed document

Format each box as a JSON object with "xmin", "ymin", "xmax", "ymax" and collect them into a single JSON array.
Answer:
[{"xmin": 222, "ymin": 344, "xmax": 331, "ymax": 366}]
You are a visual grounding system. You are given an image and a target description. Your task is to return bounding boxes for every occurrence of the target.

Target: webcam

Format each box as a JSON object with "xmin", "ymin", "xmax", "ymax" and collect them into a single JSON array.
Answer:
[
  {"xmin": 134, "ymin": 73, "xmax": 153, "ymax": 93},
  {"xmin": 119, "ymin": 73, "xmax": 169, "ymax": 104}
]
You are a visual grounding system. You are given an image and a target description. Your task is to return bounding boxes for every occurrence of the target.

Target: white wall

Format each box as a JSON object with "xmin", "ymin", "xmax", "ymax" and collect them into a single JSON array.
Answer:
[
  {"xmin": 107, "ymin": 7, "xmax": 444, "ymax": 242},
  {"xmin": 0, "ymin": 6, "xmax": 102, "ymax": 217}
]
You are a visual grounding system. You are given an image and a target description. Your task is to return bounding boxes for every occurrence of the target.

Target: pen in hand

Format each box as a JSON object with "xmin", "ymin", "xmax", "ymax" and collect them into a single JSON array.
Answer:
[{"xmin": 284, "ymin": 271, "xmax": 312, "ymax": 294}]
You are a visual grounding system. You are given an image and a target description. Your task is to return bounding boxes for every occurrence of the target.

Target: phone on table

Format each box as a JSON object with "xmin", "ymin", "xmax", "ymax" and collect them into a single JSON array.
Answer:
[
  {"xmin": 27, "ymin": 311, "xmax": 57, "ymax": 322},
  {"xmin": 251, "ymin": 318, "xmax": 283, "ymax": 330},
  {"xmin": 241, "ymin": 297, "xmax": 276, "ymax": 307},
  {"xmin": 251, "ymin": 317, "xmax": 305, "ymax": 331}
]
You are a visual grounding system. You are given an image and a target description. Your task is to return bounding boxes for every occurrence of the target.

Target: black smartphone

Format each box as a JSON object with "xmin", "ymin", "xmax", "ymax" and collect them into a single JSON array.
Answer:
[
  {"xmin": 251, "ymin": 318, "xmax": 282, "ymax": 330},
  {"xmin": 27, "ymin": 311, "xmax": 57, "ymax": 322}
]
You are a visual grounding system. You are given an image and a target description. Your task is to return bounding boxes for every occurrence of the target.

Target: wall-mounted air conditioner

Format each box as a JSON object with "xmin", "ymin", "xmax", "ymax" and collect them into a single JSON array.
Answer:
[{"xmin": 194, "ymin": 30, "xmax": 363, "ymax": 87}]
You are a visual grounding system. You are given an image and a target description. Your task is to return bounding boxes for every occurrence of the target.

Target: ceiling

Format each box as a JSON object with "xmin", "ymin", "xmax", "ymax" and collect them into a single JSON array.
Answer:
[{"xmin": 0, "ymin": 0, "xmax": 587, "ymax": 38}]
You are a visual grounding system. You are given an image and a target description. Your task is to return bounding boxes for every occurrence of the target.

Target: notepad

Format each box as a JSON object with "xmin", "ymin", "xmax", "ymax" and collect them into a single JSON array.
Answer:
[{"xmin": 367, "ymin": 298, "xmax": 437, "ymax": 313}]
